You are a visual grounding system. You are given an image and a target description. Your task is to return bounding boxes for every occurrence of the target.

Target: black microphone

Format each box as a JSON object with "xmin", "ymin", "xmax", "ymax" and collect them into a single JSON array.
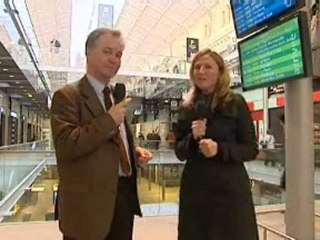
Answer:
[
  {"xmin": 194, "ymin": 100, "xmax": 208, "ymax": 120},
  {"xmin": 194, "ymin": 100, "xmax": 208, "ymax": 141},
  {"xmin": 113, "ymin": 83, "xmax": 126, "ymax": 103}
]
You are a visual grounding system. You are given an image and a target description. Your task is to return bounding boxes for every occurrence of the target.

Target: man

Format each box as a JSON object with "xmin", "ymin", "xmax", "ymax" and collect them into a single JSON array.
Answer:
[
  {"xmin": 261, "ymin": 129, "xmax": 275, "ymax": 149},
  {"xmin": 51, "ymin": 28, "xmax": 153, "ymax": 240},
  {"xmin": 279, "ymin": 113, "xmax": 286, "ymax": 190}
]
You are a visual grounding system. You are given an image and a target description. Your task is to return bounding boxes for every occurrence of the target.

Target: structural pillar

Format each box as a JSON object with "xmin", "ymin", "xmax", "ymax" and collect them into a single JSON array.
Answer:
[
  {"xmin": 285, "ymin": 77, "xmax": 314, "ymax": 239},
  {"xmin": 263, "ymin": 87, "xmax": 269, "ymax": 139}
]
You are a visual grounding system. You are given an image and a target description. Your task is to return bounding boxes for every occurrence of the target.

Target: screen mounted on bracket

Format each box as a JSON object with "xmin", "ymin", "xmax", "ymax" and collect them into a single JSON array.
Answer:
[
  {"xmin": 230, "ymin": 0, "xmax": 305, "ymax": 38},
  {"xmin": 238, "ymin": 11, "xmax": 312, "ymax": 91}
]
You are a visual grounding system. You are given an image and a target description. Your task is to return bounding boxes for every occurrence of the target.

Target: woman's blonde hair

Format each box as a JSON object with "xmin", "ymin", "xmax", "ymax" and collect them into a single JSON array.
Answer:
[{"xmin": 183, "ymin": 49, "xmax": 233, "ymax": 110}]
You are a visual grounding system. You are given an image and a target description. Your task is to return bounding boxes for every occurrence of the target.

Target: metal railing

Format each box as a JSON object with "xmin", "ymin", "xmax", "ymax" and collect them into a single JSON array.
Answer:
[
  {"xmin": 0, "ymin": 159, "xmax": 46, "ymax": 221},
  {"xmin": 0, "ymin": 140, "xmax": 49, "ymax": 151},
  {"xmin": 256, "ymin": 208, "xmax": 294, "ymax": 239},
  {"xmin": 0, "ymin": 145, "xmax": 302, "ymax": 239},
  {"xmin": 257, "ymin": 221, "xmax": 296, "ymax": 240}
]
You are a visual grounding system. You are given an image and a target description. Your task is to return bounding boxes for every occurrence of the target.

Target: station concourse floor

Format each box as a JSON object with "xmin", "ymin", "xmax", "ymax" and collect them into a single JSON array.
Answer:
[
  {"xmin": 2, "ymin": 154, "xmax": 320, "ymax": 239},
  {"xmin": 0, "ymin": 212, "xmax": 284, "ymax": 240},
  {"xmin": 1, "ymin": 208, "xmax": 320, "ymax": 240},
  {"xmin": 2, "ymin": 181, "xmax": 320, "ymax": 240}
]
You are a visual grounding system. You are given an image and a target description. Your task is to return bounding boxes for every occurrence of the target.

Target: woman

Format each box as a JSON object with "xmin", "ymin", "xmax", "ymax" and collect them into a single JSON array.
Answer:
[{"xmin": 174, "ymin": 49, "xmax": 259, "ymax": 240}]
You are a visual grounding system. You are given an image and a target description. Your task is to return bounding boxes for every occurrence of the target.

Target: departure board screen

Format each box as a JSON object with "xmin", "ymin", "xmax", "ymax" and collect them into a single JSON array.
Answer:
[
  {"xmin": 231, "ymin": 0, "xmax": 304, "ymax": 38},
  {"xmin": 239, "ymin": 13, "xmax": 311, "ymax": 91}
]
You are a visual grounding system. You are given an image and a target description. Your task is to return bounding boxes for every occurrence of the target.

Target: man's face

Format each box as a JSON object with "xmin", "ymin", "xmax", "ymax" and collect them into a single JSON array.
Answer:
[{"xmin": 87, "ymin": 33, "xmax": 124, "ymax": 82}]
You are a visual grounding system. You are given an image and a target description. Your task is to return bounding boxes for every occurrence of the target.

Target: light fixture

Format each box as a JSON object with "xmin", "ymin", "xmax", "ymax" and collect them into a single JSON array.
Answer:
[
  {"xmin": 3, "ymin": 68, "xmax": 8, "ymax": 71},
  {"xmin": 21, "ymin": 102, "xmax": 32, "ymax": 106},
  {"xmin": 0, "ymin": 83, "xmax": 11, "ymax": 88},
  {"xmin": 50, "ymin": 39, "xmax": 62, "ymax": 54},
  {"xmin": 10, "ymin": 94, "xmax": 23, "ymax": 98},
  {"xmin": 9, "ymin": 75, "xmax": 14, "ymax": 78},
  {"xmin": 18, "ymin": 38, "xmax": 24, "ymax": 45},
  {"xmin": 10, "ymin": 112, "xmax": 18, "ymax": 118}
]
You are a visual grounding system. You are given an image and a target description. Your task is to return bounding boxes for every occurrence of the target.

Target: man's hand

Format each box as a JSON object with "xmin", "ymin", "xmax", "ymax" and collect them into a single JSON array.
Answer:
[
  {"xmin": 108, "ymin": 98, "xmax": 132, "ymax": 125},
  {"xmin": 199, "ymin": 139, "xmax": 218, "ymax": 158},
  {"xmin": 135, "ymin": 146, "xmax": 153, "ymax": 167}
]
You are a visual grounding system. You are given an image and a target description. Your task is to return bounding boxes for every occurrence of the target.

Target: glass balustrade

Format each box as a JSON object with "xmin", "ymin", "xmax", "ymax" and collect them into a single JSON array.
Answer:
[{"xmin": 0, "ymin": 140, "xmax": 295, "ymax": 224}]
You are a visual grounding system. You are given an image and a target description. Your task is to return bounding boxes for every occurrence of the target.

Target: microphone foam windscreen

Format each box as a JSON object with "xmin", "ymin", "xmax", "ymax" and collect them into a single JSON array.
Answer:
[
  {"xmin": 113, "ymin": 83, "xmax": 126, "ymax": 103},
  {"xmin": 194, "ymin": 100, "xmax": 208, "ymax": 120}
]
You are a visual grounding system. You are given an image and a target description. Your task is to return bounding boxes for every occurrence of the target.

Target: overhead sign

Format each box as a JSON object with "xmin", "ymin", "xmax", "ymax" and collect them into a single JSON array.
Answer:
[
  {"xmin": 239, "ymin": 12, "xmax": 312, "ymax": 91},
  {"xmin": 98, "ymin": 4, "xmax": 114, "ymax": 28},
  {"xmin": 186, "ymin": 38, "xmax": 199, "ymax": 62},
  {"xmin": 230, "ymin": 0, "xmax": 305, "ymax": 38}
]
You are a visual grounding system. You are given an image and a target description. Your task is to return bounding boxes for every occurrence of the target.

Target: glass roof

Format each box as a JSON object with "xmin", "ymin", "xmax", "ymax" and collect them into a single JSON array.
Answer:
[
  {"xmin": 117, "ymin": 0, "xmax": 218, "ymax": 72},
  {"xmin": 25, "ymin": 0, "xmax": 218, "ymax": 71},
  {"xmin": 1, "ymin": 0, "xmax": 221, "ymax": 96}
]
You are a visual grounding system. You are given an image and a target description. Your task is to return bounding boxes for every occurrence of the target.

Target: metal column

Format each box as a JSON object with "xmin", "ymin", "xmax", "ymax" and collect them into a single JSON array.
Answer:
[
  {"xmin": 285, "ymin": 77, "xmax": 314, "ymax": 239},
  {"xmin": 3, "ymin": 107, "xmax": 9, "ymax": 146},
  {"xmin": 263, "ymin": 87, "xmax": 269, "ymax": 139}
]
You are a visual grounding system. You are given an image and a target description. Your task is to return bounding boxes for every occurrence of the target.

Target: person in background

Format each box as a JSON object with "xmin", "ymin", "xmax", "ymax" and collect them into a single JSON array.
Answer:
[
  {"xmin": 311, "ymin": 2, "xmax": 320, "ymax": 76},
  {"xmin": 174, "ymin": 49, "xmax": 259, "ymax": 240},
  {"xmin": 166, "ymin": 129, "xmax": 176, "ymax": 149},
  {"xmin": 146, "ymin": 131, "xmax": 153, "ymax": 149},
  {"xmin": 51, "ymin": 28, "xmax": 153, "ymax": 240},
  {"xmin": 154, "ymin": 131, "xmax": 161, "ymax": 150},
  {"xmin": 138, "ymin": 132, "xmax": 145, "ymax": 140},
  {"xmin": 280, "ymin": 113, "xmax": 286, "ymax": 190},
  {"xmin": 137, "ymin": 132, "xmax": 145, "ymax": 147},
  {"xmin": 261, "ymin": 129, "xmax": 275, "ymax": 149}
]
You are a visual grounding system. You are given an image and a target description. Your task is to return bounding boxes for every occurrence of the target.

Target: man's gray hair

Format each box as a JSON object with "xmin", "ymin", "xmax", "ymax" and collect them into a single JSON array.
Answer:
[{"xmin": 85, "ymin": 28, "xmax": 122, "ymax": 56}]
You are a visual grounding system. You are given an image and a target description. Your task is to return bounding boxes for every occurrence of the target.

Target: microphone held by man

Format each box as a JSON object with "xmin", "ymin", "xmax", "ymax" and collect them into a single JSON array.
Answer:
[
  {"xmin": 109, "ymin": 83, "xmax": 152, "ymax": 166},
  {"xmin": 108, "ymin": 83, "xmax": 132, "ymax": 126}
]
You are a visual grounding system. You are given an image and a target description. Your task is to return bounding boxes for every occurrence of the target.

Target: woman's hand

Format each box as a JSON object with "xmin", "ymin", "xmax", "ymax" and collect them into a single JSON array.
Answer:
[
  {"xmin": 191, "ymin": 119, "xmax": 207, "ymax": 140},
  {"xmin": 199, "ymin": 139, "xmax": 218, "ymax": 158}
]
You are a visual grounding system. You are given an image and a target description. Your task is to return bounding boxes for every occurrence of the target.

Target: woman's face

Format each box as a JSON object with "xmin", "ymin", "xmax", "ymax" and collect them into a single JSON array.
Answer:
[{"xmin": 192, "ymin": 54, "xmax": 220, "ymax": 94}]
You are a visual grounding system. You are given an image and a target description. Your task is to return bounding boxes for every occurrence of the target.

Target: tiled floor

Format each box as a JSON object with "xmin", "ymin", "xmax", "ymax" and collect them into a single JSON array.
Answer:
[
  {"xmin": 0, "ymin": 177, "xmax": 307, "ymax": 240},
  {"xmin": 2, "ymin": 203, "xmax": 320, "ymax": 240},
  {"xmin": 141, "ymin": 203, "xmax": 178, "ymax": 216},
  {"xmin": 1, "ymin": 159, "xmax": 319, "ymax": 239},
  {"xmin": 0, "ymin": 211, "xmax": 290, "ymax": 240}
]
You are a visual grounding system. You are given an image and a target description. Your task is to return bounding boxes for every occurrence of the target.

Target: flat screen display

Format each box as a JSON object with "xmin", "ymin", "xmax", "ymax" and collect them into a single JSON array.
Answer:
[
  {"xmin": 238, "ymin": 12, "xmax": 312, "ymax": 91},
  {"xmin": 230, "ymin": 0, "xmax": 304, "ymax": 38}
]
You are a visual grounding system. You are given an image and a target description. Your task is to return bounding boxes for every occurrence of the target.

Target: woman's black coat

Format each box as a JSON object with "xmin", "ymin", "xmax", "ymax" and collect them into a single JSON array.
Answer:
[{"xmin": 175, "ymin": 93, "xmax": 259, "ymax": 240}]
